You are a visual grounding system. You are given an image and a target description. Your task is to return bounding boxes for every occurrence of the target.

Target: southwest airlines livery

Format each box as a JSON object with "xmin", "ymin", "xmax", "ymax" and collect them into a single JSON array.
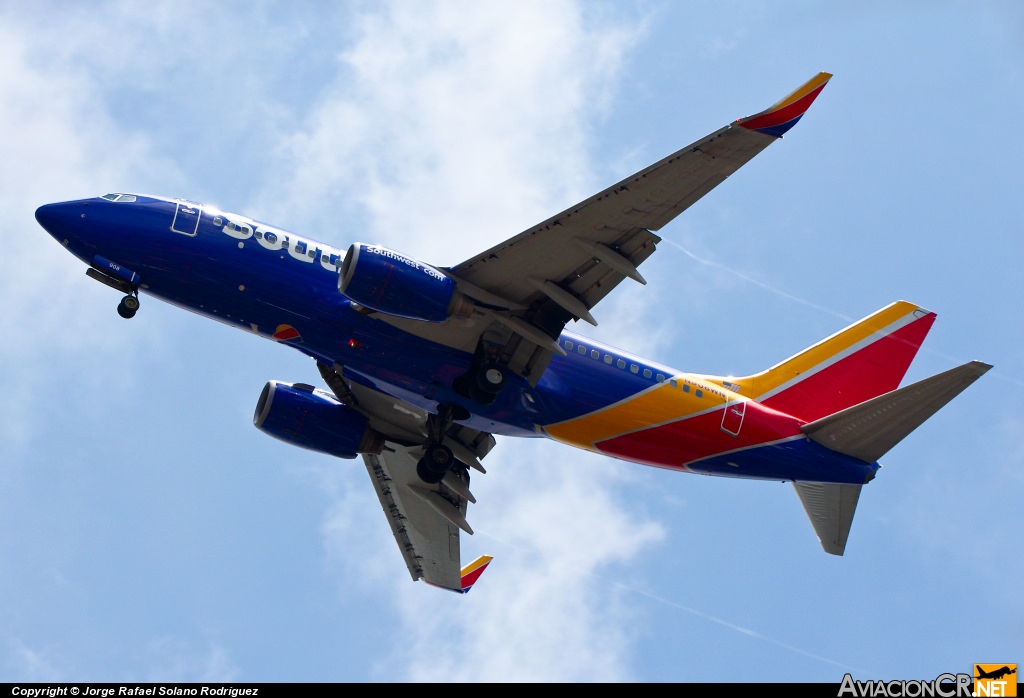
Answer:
[{"xmin": 35, "ymin": 73, "xmax": 989, "ymax": 592}]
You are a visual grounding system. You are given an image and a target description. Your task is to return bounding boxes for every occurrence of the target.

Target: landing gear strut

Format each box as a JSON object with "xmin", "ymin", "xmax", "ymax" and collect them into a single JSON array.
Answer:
[
  {"xmin": 415, "ymin": 403, "xmax": 465, "ymax": 484},
  {"xmin": 117, "ymin": 293, "xmax": 139, "ymax": 319}
]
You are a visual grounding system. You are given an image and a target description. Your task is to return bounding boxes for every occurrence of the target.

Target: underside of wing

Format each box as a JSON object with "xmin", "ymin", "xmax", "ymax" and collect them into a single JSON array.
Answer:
[
  {"xmin": 363, "ymin": 450, "xmax": 467, "ymax": 590},
  {"xmin": 452, "ymin": 72, "xmax": 832, "ymax": 308},
  {"xmin": 372, "ymin": 73, "xmax": 832, "ymax": 386},
  {"xmin": 316, "ymin": 362, "xmax": 495, "ymax": 591}
]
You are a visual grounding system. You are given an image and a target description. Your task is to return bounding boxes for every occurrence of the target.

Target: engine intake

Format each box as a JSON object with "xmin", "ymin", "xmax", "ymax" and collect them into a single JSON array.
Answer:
[
  {"xmin": 339, "ymin": 243, "xmax": 470, "ymax": 322},
  {"xmin": 254, "ymin": 381, "xmax": 384, "ymax": 459}
]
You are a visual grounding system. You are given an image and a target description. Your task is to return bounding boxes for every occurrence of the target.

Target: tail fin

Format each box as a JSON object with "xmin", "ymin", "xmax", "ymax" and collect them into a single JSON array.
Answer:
[
  {"xmin": 794, "ymin": 360, "xmax": 990, "ymax": 556},
  {"xmin": 459, "ymin": 555, "xmax": 493, "ymax": 594},
  {"xmin": 732, "ymin": 301, "xmax": 936, "ymax": 422}
]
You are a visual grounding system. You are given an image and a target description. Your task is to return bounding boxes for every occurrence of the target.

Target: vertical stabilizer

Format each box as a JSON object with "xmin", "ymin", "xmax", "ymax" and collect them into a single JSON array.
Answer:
[{"xmin": 732, "ymin": 301, "xmax": 936, "ymax": 422}]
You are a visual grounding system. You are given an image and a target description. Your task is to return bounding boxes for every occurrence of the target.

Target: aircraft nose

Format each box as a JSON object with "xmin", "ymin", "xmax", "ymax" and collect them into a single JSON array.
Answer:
[{"xmin": 35, "ymin": 201, "xmax": 84, "ymax": 240}]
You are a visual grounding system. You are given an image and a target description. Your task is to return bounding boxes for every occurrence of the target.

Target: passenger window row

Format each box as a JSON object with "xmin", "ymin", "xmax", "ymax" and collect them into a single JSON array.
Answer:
[{"xmin": 561, "ymin": 339, "xmax": 669, "ymax": 384}]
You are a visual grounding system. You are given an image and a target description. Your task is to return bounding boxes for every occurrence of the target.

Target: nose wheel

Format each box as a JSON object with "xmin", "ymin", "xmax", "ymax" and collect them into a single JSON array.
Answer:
[{"xmin": 117, "ymin": 294, "xmax": 139, "ymax": 319}]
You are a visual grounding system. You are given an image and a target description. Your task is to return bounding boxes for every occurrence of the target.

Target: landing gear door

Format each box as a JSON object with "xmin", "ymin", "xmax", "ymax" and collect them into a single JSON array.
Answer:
[
  {"xmin": 720, "ymin": 399, "xmax": 746, "ymax": 437},
  {"xmin": 171, "ymin": 199, "xmax": 202, "ymax": 236}
]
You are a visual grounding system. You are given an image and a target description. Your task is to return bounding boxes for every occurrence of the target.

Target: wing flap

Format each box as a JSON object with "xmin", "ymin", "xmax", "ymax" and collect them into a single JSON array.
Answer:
[
  {"xmin": 369, "ymin": 74, "xmax": 832, "ymax": 386},
  {"xmin": 363, "ymin": 450, "xmax": 466, "ymax": 590}
]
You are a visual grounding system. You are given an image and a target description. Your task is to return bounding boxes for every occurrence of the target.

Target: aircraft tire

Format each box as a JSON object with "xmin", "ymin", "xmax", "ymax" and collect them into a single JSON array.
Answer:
[
  {"xmin": 416, "ymin": 443, "xmax": 454, "ymax": 484},
  {"xmin": 117, "ymin": 297, "xmax": 138, "ymax": 319},
  {"xmin": 474, "ymin": 363, "xmax": 506, "ymax": 395}
]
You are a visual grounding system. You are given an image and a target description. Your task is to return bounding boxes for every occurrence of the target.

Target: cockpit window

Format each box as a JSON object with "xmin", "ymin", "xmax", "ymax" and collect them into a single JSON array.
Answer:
[{"xmin": 100, "ymin": 193, "xmax": 137, "ymax": 202}]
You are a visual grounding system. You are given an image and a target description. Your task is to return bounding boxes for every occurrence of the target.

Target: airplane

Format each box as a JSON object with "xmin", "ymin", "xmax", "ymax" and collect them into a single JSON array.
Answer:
[
  {"xmin": 34, "ymin": 72, "xmax": 990, "ymax": 593},
  {"xmin": 976, "ymin": 666, "xmax": 1017, "ymax": 681}
]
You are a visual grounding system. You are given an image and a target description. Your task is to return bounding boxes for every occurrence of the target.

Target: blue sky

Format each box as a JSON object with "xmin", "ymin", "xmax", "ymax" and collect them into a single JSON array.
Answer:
[{"xmin": 1, "ymin": 0, "xmax": 1020, "ymax": 682}]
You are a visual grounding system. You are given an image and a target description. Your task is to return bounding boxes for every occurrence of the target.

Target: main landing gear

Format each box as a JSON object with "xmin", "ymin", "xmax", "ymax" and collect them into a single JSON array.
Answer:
[
  {"xmin": 117, "ymin": 293, "xmax": 140, "ymax": 319},
  {"xmin": 415, "ymin": 403, "xmax": 471, "ymax": 484},
  {"xmin": 454, "ymin": 360, "xmax": 507, "ymax": 406},
  {"xmin": 416, "ymin": 442, "xmax": 456, "ymax": 484}
]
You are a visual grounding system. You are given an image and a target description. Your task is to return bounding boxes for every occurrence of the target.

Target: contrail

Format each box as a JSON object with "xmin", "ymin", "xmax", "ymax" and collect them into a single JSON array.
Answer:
[
  {"xmin": 665, "ymin": 238, "xmax": 1020, "ymax": 387},
  {"xmin": 663, "ymin": 238, "xmax": 854, "ymax": 322},
  {"xmin": 477, "ymin": 530, "xmax": 866, "ymax": 674},
  {"xmin": 605, "ymin": 580, "xmax": 869, "ymax": 674}
]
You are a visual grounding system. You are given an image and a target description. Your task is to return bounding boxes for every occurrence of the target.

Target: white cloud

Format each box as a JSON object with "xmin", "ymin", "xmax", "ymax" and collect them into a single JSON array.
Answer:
[
  {"xmin": 265, "ymin": 0, "xmax": 667, "ymax": 680},
  {"xmin": 142, "ymin": 638, "xmax": 240, "ymax": 683},
  {"xmin": 401, "ymin": 442, "xmax": 664, "ymax": 682},
  {"xmin": 5, "ymin": 639, "xmax": 63, "ymax": 682},
  {"xmin": 264, "ymin": 0, "xmax": 638, "ymax": 263},
  {"xmin": 0, "ymin": 15, "xmax": 174, "ymax": 449}
]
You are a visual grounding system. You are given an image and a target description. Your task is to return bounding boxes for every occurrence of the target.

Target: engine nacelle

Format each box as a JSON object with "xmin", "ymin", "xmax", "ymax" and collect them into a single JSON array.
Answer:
[
  {"xmin": 339, "ymin": 243, "xmax": 469, "ymax": 322},
  {"xmin": 253, "ymin": 381, "xmax": 384, "ymax": 459}
]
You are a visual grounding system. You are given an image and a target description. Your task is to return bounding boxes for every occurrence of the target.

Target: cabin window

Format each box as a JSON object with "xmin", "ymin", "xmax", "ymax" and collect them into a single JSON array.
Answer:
[
  {"xmin": 604, "ymin": 355, "xmax": 613, "ymax": 364},
  {"xmin": 617, "ymin": 359, "xmax": 626, "ymax": 369},
  {"xmin": 683, "ymin": 384, "xmax": 690, "ymax": 393},
  {"xmin": 591, "ymin": 349, "xmax": 600, "ymax": 359},
  {"xmin": 564, "ymin": 340, "xmax": 573, "ymax": 350},
  {"xmin": 670, "ymin": 379, "xmax": 677, "ymax": 388},
  {"xmin": 643, "ymin": 369, "xmax": 652, "ymax": 379},
  {"xmin": 577, "ymin": 345, "xmax": 586, "ymax": 355},
  {"xmin": 213, "ymin": 217, "xmax": 223, "ymax": 226},
  {"xmin": 656, "ymin": 374, "xmax": 666, "ymax": 382},
  {"xmin": 695, "ymin": 389, "xmax": 703, "ymax": 398},
  {"xmin": 630, "ymin": 364, "xmax": 639, "ymax": 374}
]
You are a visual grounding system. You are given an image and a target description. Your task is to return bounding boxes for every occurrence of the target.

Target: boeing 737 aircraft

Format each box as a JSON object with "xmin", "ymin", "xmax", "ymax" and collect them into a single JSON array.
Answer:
[{"xmin": 35, "ymin": 73, "xmax": 989, "ymax": 592}]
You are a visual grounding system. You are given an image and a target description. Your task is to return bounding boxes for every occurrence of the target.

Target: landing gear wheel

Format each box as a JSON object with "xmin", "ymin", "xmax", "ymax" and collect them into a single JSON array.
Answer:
[
  {"xmin": 117, "ymin": 294, "xmax": 139, "ymax": 319},
  {"xmin": 474, "ymin": 363, "xmax": 506, "ymax": 396},
  {"xmin": 416, "ymin": 443, "xmax": 455, "ymax": 484}
]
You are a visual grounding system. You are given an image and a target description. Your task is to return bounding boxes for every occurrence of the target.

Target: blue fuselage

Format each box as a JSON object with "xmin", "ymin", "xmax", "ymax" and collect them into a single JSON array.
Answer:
[
  {"xmin": 35, "ymin": 195, "xmax": 672, "ymax": 434},
  {"xmin": 35, "ymin": 194, "xmax": 879, "ymax": 486}
]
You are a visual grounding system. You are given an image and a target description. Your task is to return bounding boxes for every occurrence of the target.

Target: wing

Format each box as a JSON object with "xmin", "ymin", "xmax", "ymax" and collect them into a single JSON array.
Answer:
[
  {"xmin": 370, "ymin": 73, "xmax": 832, "ymax": 385},
  {"xmin": 363, "ymin": 449, "xmax": 467, "ymax": 590},
  {"xmin": 318, "ymin": 362, "xmax": 495, "ymax": 591}
]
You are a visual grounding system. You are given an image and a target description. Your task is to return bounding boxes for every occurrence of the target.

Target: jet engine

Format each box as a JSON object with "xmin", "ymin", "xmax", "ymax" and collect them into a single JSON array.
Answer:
[
  {"xmin": 339, "ymin": 243, "xmax": 471, "ymax": 322},
  {"xmin": 254, "ymin": 381, "xmax": 384, "ymax": 459}
]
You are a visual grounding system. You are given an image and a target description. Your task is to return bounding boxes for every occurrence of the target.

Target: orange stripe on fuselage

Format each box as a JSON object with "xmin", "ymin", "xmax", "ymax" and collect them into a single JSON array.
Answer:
[{"xmin": 543, "ymin": 375, "xmax": 733, "ymax": 450}]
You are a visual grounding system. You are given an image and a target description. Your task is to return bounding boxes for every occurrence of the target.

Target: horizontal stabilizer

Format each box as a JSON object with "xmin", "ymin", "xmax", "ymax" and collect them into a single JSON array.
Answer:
[
  {"xmin": 801, "ymin": 361, "xmax": 991, "ymax": 463},
  {"xmin": 793, "ymin": 482, "xmax": 862, "ymax": 555}
]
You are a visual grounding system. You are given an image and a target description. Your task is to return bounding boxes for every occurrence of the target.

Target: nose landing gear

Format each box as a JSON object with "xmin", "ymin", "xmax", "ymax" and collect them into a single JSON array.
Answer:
[
  {"xmin": 116, "ymin": 293, "xmax": 140, "ymax": 319},
  {"xmin": 85, "ymin": 265, "xmax": 141, "ymax": 320}
]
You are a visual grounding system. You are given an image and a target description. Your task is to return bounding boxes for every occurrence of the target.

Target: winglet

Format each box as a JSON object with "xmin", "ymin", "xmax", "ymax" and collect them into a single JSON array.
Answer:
[
  {"xmin": 459, "ymin": 555, "xmax": 493, "ymax": 594},
  {"xmin": 737, "ymin": 72, "xmax": 832, "ymax": 138}
]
